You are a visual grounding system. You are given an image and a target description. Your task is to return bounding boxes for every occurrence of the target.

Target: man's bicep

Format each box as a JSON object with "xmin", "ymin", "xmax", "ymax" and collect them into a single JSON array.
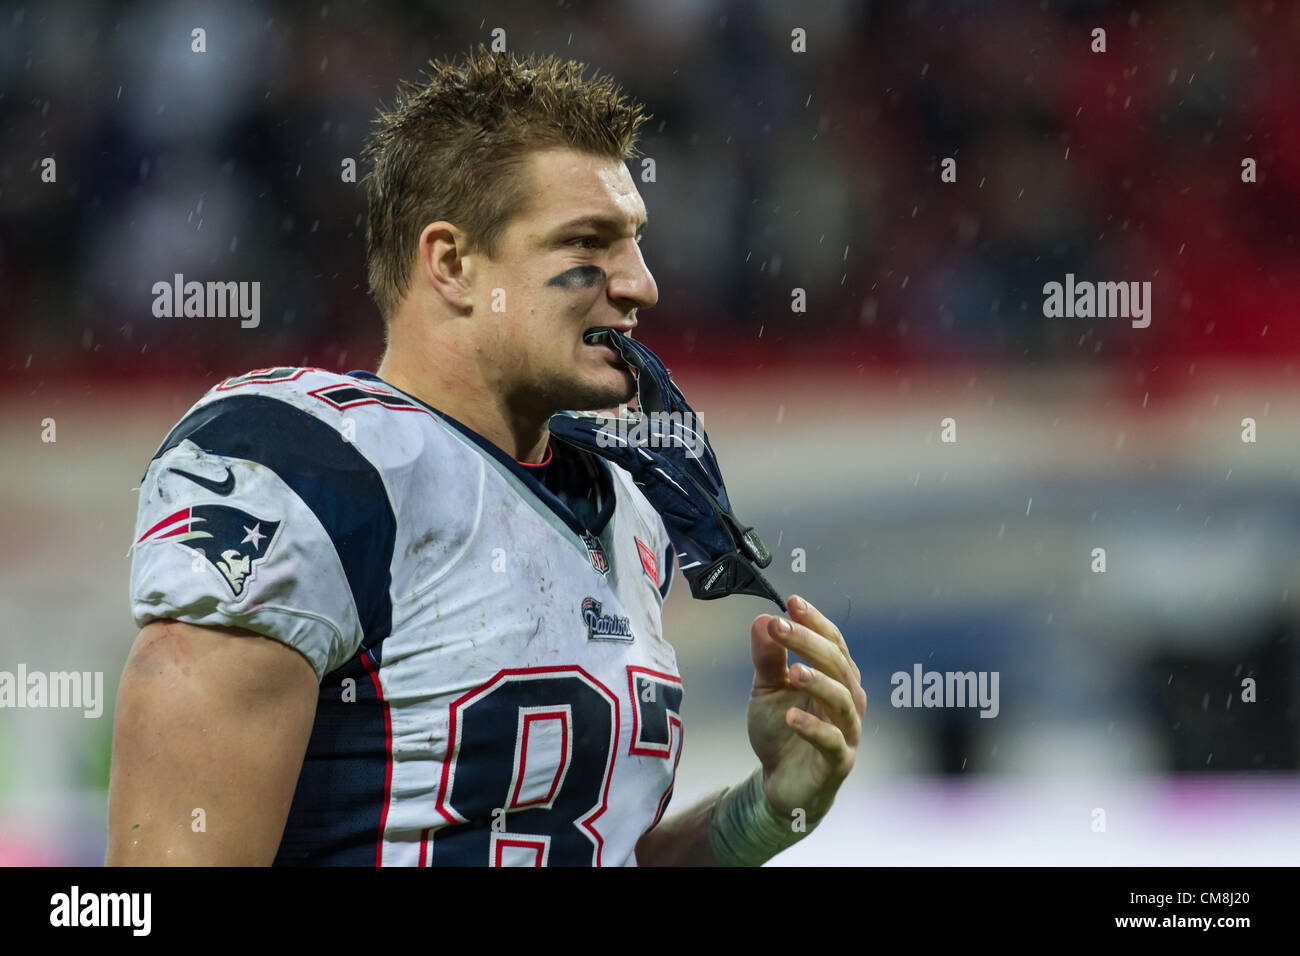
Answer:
[{"xmin": 107, "ymin": 619, "xmax": 319, "ymax": 866}]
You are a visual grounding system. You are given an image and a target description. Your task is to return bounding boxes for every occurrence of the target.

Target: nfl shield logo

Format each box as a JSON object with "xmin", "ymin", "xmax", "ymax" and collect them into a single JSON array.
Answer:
[{"xmin": 582, "ymin": 532, "xmax": 610, "ymax": 576}]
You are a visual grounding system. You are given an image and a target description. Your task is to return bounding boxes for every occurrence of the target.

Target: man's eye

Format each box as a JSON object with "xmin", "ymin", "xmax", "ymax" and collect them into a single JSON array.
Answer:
[{"xmin": 569, "ymin": 235, "xmax": 600, "ymax": 249}]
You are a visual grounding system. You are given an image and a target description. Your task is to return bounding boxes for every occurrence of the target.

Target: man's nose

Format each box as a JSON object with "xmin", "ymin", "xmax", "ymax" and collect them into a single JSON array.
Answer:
[{"xmin": 607, "ymin": 239, "xmax": 658, "ymax": 311}]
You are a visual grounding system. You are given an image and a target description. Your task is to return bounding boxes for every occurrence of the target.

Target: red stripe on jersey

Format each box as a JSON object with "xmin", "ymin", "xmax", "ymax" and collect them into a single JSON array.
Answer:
[
  {"xmin": 359, "ymin": 649, "xmax": 393, "ymax": 867},
  {"xmin": 515, "ymin": 442, "xmax": 553, "ymax": 468}
]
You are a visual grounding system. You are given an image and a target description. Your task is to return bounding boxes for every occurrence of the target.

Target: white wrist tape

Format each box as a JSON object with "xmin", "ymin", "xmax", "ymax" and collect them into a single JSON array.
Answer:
[{"xmin": 707, "ymin": 767, "xmax": 809, "ymax": 866}]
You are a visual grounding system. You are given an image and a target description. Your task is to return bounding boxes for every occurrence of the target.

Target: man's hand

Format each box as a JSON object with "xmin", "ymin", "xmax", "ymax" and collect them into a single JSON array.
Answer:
[{"xmin": 747, "ymin": 595, "xmax": 866, "ymax": 827}]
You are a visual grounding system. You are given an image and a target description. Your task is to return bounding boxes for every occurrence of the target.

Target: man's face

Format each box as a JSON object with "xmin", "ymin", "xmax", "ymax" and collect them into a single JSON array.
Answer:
[{"xmin": 467, "ymin": 148, "xmax": 658, "ymax": 413}]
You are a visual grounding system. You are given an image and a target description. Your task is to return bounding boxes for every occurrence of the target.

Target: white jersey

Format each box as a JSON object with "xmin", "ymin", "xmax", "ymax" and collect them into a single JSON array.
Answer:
[{"xmin": 129, "ymin": 366, "xmax": 683, "ymax": 866}]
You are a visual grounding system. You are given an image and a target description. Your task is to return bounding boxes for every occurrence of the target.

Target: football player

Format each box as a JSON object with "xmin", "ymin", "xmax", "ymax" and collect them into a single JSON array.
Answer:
[{"xmin": 107, "ymin": 47, "xmax": 866, "ymax": 866}]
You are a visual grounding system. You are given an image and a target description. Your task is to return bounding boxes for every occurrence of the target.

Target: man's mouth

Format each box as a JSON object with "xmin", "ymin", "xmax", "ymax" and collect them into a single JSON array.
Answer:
[
  {"xmin": 583, "ymin": 327, "xmax": 631, "ymax": 370},
  {"xmin": 583, "ymin": 326, "xmax": 621, "ymax": 344},
  {"xmin": 588, "ymin": 341, "xmax": 621, "ymax": 363}
]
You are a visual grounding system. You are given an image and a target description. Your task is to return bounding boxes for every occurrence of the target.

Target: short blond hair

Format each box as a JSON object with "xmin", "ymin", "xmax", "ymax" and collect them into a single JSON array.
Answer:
[{"xmin": 362, "ymin": 44, "xmax": 651, "ymax": 320}]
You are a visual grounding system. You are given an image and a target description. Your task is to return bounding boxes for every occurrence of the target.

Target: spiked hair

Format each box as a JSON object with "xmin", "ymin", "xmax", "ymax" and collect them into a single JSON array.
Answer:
[{"xmin": 362, "ymin": 45, "xmax": 651, "ymax": 320}]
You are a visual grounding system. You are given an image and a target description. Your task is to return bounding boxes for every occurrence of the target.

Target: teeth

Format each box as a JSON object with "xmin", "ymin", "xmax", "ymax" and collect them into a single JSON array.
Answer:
[{"xmin": 584, "ymin": 326, "xmax": 632, "ymax": 352}]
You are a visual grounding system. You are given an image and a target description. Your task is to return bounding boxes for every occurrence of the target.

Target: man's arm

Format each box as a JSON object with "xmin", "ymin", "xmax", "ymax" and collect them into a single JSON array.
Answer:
[
  {"xmin": 635, "ymin": 789, "xmax": 727, "ymax": 866},
  {"xmin": 106, "ymin": 619, "xmax": 319, "ymax": 866},
  {"xmin": 640, "ymin": 596, "xmax": 866, "ymax": 867}
]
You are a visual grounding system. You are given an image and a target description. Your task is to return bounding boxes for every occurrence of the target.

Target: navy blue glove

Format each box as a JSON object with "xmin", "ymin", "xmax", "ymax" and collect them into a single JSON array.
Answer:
[{"xmin": 549, "ymin": 328, "xmax": 784, "ymax": 610}]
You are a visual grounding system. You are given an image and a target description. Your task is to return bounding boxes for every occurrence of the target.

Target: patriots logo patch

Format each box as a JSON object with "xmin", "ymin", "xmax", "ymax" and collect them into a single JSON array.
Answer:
[
  {"xmin": 581, "ymin": 597, "xmax": 634, "ymax": 643},
  {"xmin": 136, "ymin": 505, "xmax": 281, "ymax": 598}
]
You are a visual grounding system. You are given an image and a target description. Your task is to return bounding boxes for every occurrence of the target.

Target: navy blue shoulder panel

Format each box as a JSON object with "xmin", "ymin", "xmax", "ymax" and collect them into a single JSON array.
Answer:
[{"xmin": 152, "ymin": 392, "xmax": 396, "ymax": 652}]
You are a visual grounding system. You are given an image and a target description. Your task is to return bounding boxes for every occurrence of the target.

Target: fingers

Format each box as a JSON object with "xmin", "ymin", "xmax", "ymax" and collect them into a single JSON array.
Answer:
[
  {"xmin": 789, "ymin": 596, "xmax": 860, "ymax": 683},
  {"xmin": 789, "ymin": 661, "xmax": 860, "ymax": 746},
  {"xmin": 749, "ymin": 614, "xmax": 790, "ymax": 691},
  {"xmin": 764, "ymin": 613, "xmax": 852, "ymax": 695},
  {"xmin": 785, "ymin": 705, "xmax": 850, "ymax": 768},
  {"xmin": 769, "ymin": 600, "xmax": 867, "ymax": 719},
  {"xmin": 763, "ymin": 597, "xmax": 865, "ymax": 782}
]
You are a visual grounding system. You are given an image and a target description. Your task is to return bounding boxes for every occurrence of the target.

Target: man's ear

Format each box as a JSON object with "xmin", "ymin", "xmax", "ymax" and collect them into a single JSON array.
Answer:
[{"xmin": 417, "ymin": 221, "xmax": 473, "ymax": 312}]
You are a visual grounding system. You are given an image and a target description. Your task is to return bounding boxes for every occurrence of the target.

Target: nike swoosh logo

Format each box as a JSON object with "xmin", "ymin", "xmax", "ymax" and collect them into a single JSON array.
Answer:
[{"xmin": 167, "ymin": 466, "xmax": 235, "ymax": 496}]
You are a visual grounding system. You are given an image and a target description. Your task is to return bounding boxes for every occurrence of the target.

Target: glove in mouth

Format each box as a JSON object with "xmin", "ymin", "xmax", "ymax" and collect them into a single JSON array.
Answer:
[
  {"xmin": 551, "ymin": 330, "xmax": 786, "ymax": 610},
  {"xmin": 583, "ymin": 326, "xmax": 667, "ymax": 415}
]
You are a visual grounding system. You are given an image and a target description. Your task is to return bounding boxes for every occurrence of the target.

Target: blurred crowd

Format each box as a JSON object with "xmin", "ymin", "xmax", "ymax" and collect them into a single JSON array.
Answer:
[{"xmin": 1, "ymin": 0, "xmax": 1297, "ymax": 383}]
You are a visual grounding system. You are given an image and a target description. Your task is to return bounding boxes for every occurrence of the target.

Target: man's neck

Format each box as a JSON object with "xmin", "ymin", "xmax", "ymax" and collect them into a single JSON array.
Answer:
[{"xmin": 376, "ymin": 332, "xmax": 550, "ymax": 464}]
